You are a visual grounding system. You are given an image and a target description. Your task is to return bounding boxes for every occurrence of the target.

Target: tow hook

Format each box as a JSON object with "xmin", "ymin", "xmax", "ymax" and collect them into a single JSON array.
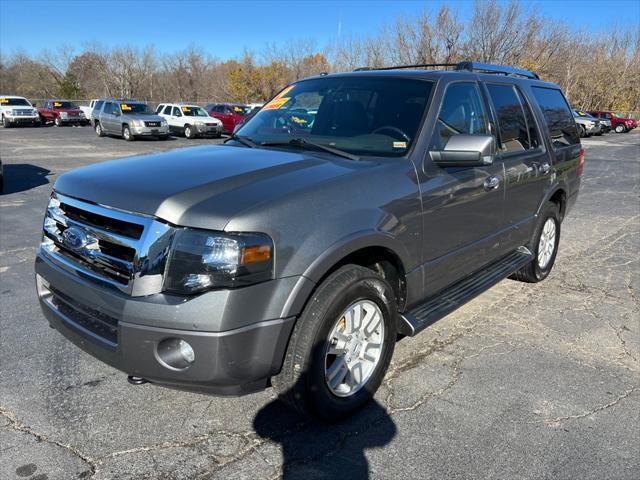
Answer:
[{"xmin": 127, "ymin": 375, "xmax": 148, "ymax": 385}]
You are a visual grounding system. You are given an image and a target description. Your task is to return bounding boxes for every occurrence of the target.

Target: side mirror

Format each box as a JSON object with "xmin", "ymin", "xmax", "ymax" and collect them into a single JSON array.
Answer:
[{"xmin": 429, "ymin": 134, "xmax": 496, "ymax": 168}]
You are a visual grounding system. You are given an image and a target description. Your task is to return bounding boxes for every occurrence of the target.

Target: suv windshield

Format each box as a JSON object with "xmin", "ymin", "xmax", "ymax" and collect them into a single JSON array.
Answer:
[
  {"xmin": 120, "ymin": 103, "xmax": 152, "ymax": 115},
  {"xmin": 237, "ymin": 77, "xmax": 433, "ymax": 157},
  {"xmin": 1, "ymin": 97, "xmax": 30, "ymax": 106},
  {"xmin": 573, "ymin": 110, "xmax": 595, "ymax": 119},
  {"xmin": 52, "ymin": 101, "xmax": 77, "ymax": 109},
  {"xmin": 181, "ymin": 106, "xmax": 209, "ymax": 117}
]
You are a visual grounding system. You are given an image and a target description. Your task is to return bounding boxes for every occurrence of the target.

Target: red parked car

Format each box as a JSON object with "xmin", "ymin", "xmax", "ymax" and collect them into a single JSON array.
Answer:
[
  {"xmin": 587, "ymin": 111, "xmax": 637, "ymax": 133},
  {"xmin": 37, "ymin": 100, "xmax": 89, "ymax": 127},
  {"xmin": 204, "ymin": 103, "xmax": 250, "ymax": 133}
]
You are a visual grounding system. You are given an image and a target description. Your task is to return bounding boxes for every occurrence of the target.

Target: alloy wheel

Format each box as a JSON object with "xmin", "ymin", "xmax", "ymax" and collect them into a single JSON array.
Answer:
[
  {"xmin": 537, "ymin": 218, "xmax": 556, "ymax": 269},
  {"xmin": 324, "ymin": 299, "xmax": 385, "ymax": 397}
]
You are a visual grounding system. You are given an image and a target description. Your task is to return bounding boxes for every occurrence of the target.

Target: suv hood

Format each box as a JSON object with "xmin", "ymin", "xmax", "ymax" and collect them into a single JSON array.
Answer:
[{"xmin": 54, "ymin": 145, "xmax": 362, "ymax": 230}]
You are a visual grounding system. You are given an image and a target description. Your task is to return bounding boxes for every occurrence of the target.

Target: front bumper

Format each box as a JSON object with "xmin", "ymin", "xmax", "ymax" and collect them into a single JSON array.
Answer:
[
  {"xmin": 131, "ymin": 125, "xmax": 169, "ymax": 136},
  {"xmin": 35, "ymin": 251, "xmax": 297, "ymax": 395},
  {"xmin": 5, "ymin": 115, "xmax": 39, "ymax": 125},
  {"xmin": 59, "ymin": 116, "xmax": 87, "ymax": 124},
  {"xmin": 194, "ymin": 123, "xmax": 222, "ymax": 136}
]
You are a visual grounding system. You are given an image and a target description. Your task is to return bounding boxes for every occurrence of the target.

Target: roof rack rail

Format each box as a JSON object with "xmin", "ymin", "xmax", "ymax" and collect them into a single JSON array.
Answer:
[
  {"xmin": 354, "ymin": 63, "xmax": 457, "ymax": 72},
  {"xmin": 353, "ymin": 61, "xmax": 539, "ymax": 79},
  {"xmin": 455, "ymin": 61, "xmax": 539, "ymax": 79}
]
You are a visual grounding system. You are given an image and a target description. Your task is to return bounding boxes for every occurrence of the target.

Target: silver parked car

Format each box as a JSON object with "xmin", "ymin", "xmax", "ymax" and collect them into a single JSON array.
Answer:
[
  {"xmin": 573, "ymin": 110, "xmax": 602, "ymax": 137},
  {"xmin": 92, "ymin": 99, "xmax": 169, "ymax": 141}
]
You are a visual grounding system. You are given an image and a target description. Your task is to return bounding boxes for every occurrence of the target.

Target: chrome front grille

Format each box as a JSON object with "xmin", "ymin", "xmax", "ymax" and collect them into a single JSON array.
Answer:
[{"xmin": 41, "ymin": 193, "xmax": 175, "ymax": 296}]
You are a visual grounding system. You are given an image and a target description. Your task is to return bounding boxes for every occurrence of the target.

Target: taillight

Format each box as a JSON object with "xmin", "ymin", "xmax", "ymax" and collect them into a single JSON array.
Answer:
[{"xmin": 577, "ymin": 148, "xmax": 585, "ymax": 177}]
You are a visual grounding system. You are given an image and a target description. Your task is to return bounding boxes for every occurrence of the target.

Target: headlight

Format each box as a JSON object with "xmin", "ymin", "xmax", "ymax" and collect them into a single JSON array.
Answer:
[
  {"xmin": 164, "ymin": 229, "xmax": 273, "ymax": 294},
  {"xmin": 59, "ymin": 111, "xmax": 68, "ymax": 118},
  {"xmin": 160, "ymin": 119, "xmax": 168, "ymax": 126},
  {"xmin": 32, "ymin": 109, "xmax": 38, "ymax": 116}
]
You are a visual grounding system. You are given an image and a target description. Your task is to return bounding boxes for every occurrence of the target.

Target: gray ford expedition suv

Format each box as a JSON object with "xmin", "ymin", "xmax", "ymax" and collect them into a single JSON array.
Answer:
[{"xmin": 35, "ymin": 62, "xmax": 583, "ymax": 421}]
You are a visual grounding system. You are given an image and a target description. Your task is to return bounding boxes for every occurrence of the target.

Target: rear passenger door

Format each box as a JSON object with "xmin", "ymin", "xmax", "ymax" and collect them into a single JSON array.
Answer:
[
  {"xmin": 420, "ymin": 81, "xmax": 507, "ymax": 296},
  {"xmin": 484, "ymin": 82, "xmax": 550, "ymax": 250}
]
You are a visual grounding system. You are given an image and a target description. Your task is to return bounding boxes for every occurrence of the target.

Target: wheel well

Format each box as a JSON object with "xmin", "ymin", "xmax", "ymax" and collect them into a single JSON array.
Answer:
[
  {"xmin": 549, "ymin": 189, "xmax": 567, "ymax": 221},
  {"xmin": 317, "ymin": 246, "xmax": 407, "ymax": 311}
]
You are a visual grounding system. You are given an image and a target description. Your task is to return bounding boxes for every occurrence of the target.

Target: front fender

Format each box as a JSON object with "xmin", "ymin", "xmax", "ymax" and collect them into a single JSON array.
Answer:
[{"xmin": 279, "ymin": 230, "xmax": 411, "ymax": 319}]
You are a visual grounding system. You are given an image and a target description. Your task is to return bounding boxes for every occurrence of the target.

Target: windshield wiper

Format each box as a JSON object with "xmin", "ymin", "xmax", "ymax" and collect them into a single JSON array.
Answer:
[
  {"xmin": 260, "ymin": 138, "xmax": 360, "ymax": 161},
  {"xmin": 227, "ymin": 133, "xmax": 258, "ymax": 148}
]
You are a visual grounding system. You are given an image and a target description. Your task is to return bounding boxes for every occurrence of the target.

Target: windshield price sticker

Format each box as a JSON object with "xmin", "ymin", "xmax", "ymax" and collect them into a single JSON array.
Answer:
[
  {"xmin": 181, "ymin": 106, "xmax": 190, "ymax": 112},
  {"xmin": 290, "ymin": 115, "xmax": 308, "ymax": 125},
  {"xmin": 121, "ymin": 104, "xmax": 132, "ymax": 111},
  {"xmin": 233, "ymin": 106, "xmax": 244, "ymax": 112},
  {"xmin": 0, "ymin": 98, "xmax": 8, "ymax": 104},
  {"xmin": 54, "ymin": 102, "xmax": 62, "ymax": 107},
  {"xmin": 393, "ymin": 141, "xmax": 407, "ymax": 149},
  {"xmin": 263, "ymin": 85, "xmax": 295, "ymax": 111}
]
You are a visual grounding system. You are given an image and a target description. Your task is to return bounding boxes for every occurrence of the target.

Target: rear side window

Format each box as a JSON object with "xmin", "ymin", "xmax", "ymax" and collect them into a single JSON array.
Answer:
[
  {"xmin": 172, "ymin": 107, "xmax": 182, "ymax": 116},
  {"xmin": 103, "ymin": 102, "xmax": 114, "ymax": 114},
  {"xmin": 163, "ymin": 105, "xmax": 173, "ymax": 115},
  {"xmin": 431, "ymin": 82, "xmax": 489, "ymax": 150},
  {"xmin": 94, "ymin": 100, "xmax": 104, "ymax": 112},
  {"xmin": 486, "ymin": 84, "xmax": 539, "ymax": 152},
  {"xmin": 531, "ymin": 87, "xmax": 579, "ymax": 149}
]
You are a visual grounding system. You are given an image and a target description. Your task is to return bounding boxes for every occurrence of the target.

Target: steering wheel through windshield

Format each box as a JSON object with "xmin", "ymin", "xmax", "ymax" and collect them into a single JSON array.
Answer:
[{"xmin": 372, "ymin": 126, "xmax": 410, "ymax": 142}]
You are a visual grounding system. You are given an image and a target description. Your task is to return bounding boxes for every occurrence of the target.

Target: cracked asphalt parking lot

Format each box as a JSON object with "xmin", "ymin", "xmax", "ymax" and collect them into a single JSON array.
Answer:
[{"xmin": 1, "ymin": 126, "xmax": 638, "ymax": 480}]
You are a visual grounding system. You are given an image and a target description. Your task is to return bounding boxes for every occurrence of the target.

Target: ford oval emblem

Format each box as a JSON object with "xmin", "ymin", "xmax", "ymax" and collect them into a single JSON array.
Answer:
[{"xmin": 62, "ymin": 226, "xmax": 88, "ymax": 251}]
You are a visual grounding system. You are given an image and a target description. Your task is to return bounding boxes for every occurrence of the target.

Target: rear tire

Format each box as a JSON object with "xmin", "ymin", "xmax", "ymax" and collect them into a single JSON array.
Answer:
[
  {"xmin": 510, "ymin": 201, "xmax": 560, "ymax": 283},
  {"xmin": 272, "ymin": 265, "xmax": 397, "ymax": 422},
  {"xmin": 123, "ymin": 125, "xmax": 134, "ymax": 141}
]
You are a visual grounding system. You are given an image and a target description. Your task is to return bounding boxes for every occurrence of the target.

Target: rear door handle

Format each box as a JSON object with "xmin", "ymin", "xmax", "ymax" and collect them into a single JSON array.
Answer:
[{"xmin": 484, "ymin": 175, "xmax": 501, "ymax": 191}]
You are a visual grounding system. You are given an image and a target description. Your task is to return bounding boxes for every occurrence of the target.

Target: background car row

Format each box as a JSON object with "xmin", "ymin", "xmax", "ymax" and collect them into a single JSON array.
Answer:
[
  {"xmin": 1, "ymin": 94, "xmax": 637, "ymax": 142},
  {"xmin": 0, "ymin": 95, "xmax": 263, "ymax": 139}
]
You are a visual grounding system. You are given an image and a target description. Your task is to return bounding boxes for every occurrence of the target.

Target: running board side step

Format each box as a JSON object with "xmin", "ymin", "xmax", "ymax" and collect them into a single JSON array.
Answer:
[{"xmin": 399, "ymin": 247, "xmax": 532, "ymax": 336}]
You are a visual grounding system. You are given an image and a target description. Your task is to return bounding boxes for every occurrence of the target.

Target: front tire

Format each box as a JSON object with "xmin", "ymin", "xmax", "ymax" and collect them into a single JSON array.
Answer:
[
  {"xmin": 615, "ymin": 124, "xmax": 627, "ymax": 133},
  {"xmin": 95, "ymin": 122, "xmax": 105, "ymax": 137},
  {"xmin": 54, "ymin": 116, "xmax": 62, "ymax": 127},
  {"xmin": 123, "ymin": 125, "xmax": 134, "ymax": 141},
  {"xmin": 184, "ymin": 125, "xmax": 194, "ymax": 139},
  {"xmin": 511, "ymin": 201, "xmax": 561, "ymax": 283},
  {"xmin": 1, "ymin": 115, "xmax": 9, "ymax": 128},
  {"xmin": 272, "ymin": 265, "xmax": 397, "ymax": 422},
  {"xmin": 578, "ymin": 125, "xmax": 586, "ymax": 138}
]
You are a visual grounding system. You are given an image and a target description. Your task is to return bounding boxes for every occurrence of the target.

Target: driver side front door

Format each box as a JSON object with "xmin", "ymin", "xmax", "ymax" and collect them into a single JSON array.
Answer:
[{"xmin": 419, "ymin": 81, "xmax": 508, "ymax": 296}]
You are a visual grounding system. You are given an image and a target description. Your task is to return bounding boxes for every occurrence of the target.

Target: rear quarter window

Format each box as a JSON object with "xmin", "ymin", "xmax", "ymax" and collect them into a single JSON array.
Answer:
[{"xmin": 531, "ymin": 87, "xmax": 579, "ymax": 150}]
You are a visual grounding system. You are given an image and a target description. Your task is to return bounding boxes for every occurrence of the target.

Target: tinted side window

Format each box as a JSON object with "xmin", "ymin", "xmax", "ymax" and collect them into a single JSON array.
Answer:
[
  {"xmin": 172, "ymin": 107, "xmax": 181, "ymax": 116},
  {"xmin": 516, "ymin": 89, "xmax": 540, "ymax": 149},
  {"xmin": 487, "ymin": 84, "xmax": 529, "ymax": 152},
  {"xmin": 94, "ymin": 100, "xmax": 104, "ymax": 112},
  {"xmin": 531, "ymin": 87, "xmax": 579, "ymax": 149},
  {"xmin": 163, "ymin": 105, "xmax": 173, "ymax": 115},
  {"xmin": 431, "ymin": 82, "xmax": 489, "ymax": 150},
  {"xmin": 103, "ymin": 102, "xmax": 113, "ymax": 114}
]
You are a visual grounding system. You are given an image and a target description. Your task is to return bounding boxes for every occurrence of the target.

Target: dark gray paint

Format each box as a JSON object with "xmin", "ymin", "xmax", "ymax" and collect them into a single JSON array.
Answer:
[{"xmin": 37, "ymin": 68, "xmax": 582, "ymax": 392}]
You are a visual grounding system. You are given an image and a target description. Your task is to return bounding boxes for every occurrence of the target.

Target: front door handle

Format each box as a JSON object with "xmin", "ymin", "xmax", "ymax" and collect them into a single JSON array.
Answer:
[{"xmin": 484, "ymin": 175, "xmax": 501, "ymax": 191}]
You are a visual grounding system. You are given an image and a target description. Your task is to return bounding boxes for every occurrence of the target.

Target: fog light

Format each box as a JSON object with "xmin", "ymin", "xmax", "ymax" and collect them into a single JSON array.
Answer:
[{"xmin": 156, "ymin": 338, "xmax": 195, "ymax": 370}]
